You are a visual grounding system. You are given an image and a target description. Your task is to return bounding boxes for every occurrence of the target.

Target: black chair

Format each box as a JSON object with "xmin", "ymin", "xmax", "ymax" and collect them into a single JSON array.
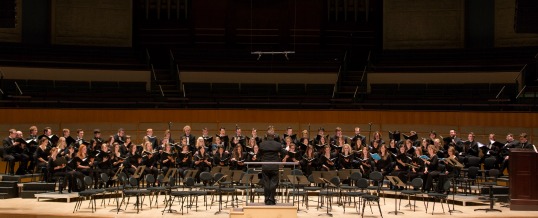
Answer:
[
  {"xmin": 101, "ymin": 173, "xmax": 121, "ymax": 207},
  {"xmin": 342, "ymin": 177, "xmax": 367, "ymax": 214},
  {"xmin": 367, "ymin": 171, "xmax": 385, "ymax": 204},
  {"xmin": 286, "ymin": 173, "xmax": 309, "ymax": 211},
  {"xmin": 199, "ymin": 171, "xmax": 218, "ymax": 208},
  {"xmin": 185, "ymin": 177, "xmax": 208, "ymax": 211},
  {"xmin": 484, "ymin": 157, "xmax": 497, "ymax": 171},
  {"xmin": 459, "ymin": 166, "xmax": 479, "ymax": 195},
  {"xmin": 73, "ymin": 177, "xmax": 97, "ymax": 213},
  {"xmin": 425, "ymin": 180, "xmax": 451, "ymax": 215},
  {"xmin": 165, "ymin": 184, "xmax": 189, "ymax": 215},
  {"xmin": 475, "ymin": 169, "xmax": 502, "ymax": 213},
  {"xmin": 303, "ymin": 174, "xmax": 322, "ymax": 208},
  {"xmin": 318, "ymin": 176, "xmax": 340, "ymax": 216},
  {"xmin": 146, "ymin": 174, "xmax": 166, "ymax": 208},
  {"xmin": 121, "ymin": 177, "xmax": 150, "ymax": 213},
  {"xmin": 399, "ymin": 178, "xmax": 423, "ymax": 211},
  {"xmin": 361, "ymin": 180, "xmax": 383, "ymax": 218}
]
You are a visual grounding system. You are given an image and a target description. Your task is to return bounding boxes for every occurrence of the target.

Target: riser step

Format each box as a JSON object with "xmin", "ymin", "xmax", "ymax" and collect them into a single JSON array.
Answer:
[
  {"xmin": 22, "ymin": 182, "xmax": 56, "ymax": 191},
  {"xmin": 20, "ymin": 190, "xmax": 49, "ymax": 199}
]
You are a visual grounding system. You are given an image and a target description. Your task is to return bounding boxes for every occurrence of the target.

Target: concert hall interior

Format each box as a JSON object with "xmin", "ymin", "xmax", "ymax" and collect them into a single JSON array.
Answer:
[{"xmin": 1, "ymin": 0, "xmax": 538, "ymax": 218}]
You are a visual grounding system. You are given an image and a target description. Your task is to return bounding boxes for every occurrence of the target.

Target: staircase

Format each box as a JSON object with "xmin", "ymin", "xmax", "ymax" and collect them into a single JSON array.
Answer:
[
  {"xmin": 0, "ymin": 176, "xmax": 18, "ymax": 199},
  {"xmin": 0, "ymin": 174, "xmax": 46, "ymax": 199},
  {"xmin": 331, "ymin": 49, "xmax": 372, "ymax": 107},
  {"xmin": 147, "ymin": 48, "xmax": 184, "ymax": 106}
]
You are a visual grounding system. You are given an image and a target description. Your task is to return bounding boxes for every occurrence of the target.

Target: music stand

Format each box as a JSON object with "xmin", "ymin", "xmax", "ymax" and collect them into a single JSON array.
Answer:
[
  {"xmin": 243, "ymin": 162, "xmax": 298, "ymax": 206},
  {"xmin": 242, "ymin": 173, "xmax": 256, "ymax": 203},
  {"xmin": 111, "ymin": 166, "xmax": 124, "ymax": 183},
  {"xmin": 214, "ymin": 174, "xmax": 229, "ymax": 215},
  {"xmin": 161, "ymin": 173, "xmax": 179, "ymax": 215},
  {"xmin": 110, "ymin": 167, "xmax": 125, "ymax": 213},
  {"xmin": 163, "ymin": 168, "xmax": 177, "ymax": 184},
  {"xmin": 449, "ymin": 177, "xmax": 463, "ymax": 213},
  {"xmin": 319, "ymin": 177, "xmax": 336, "ymax": 217},
  {"xmin": 287, "ymin": 175, "xmax": 310, "ymax": 212},
  {"xmin": 386, "ymin": 176, "xmax": 404, "ymax": 215},
  {"xmin": 132, "ymin": 166, "xmax": 146, "ymax": 179}
]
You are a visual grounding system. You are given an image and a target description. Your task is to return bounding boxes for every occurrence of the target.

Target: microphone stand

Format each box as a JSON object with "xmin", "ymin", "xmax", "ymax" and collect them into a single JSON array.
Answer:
[{"xmin": 368, "ymin": 123, "xmax": 372, "ymax": 145}]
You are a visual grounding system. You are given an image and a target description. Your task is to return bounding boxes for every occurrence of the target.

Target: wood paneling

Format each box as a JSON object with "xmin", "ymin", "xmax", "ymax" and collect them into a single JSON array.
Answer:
[
  {"xmin": 510, "ymin": 149, "xmax": 538, "ymax": 210},
  {"xmin": 383, "ymin": 0, "xmax": 465, "ymax": 49},
  {"xmin": 51, "ymin": 0, "xmax": 132, "ymax": 47},
  {"xmin": 495, "ymin": 0, "xmax": 538, "ymax": 47},
  {"xmin": 1, "ymin": 109, "xmax": 537, "ymax": 144}
]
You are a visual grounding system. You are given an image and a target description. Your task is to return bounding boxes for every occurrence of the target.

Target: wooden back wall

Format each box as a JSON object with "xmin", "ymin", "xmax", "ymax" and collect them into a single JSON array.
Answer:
[{"xmin": 1, "ymin": 109, "xmax": 536, "ymax": 144}]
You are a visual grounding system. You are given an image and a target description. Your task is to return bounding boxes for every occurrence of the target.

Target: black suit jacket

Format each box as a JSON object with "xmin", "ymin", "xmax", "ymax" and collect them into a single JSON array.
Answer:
[
  {"xmin": 2, "ymin": 137, "xmax": 14, "ymax": 155},
  {"xmin": 259, "ymin": 138, "xmax": 282, "ymax": 171}
]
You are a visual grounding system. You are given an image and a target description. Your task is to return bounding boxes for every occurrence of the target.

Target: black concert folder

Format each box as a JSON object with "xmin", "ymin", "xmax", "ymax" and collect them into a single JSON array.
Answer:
[
  {"xmin": 403, "ymin": 133, "xmax": 418, "ymax": 141},
  {"xmin": 389, "ymin": 131, "xmax": 401, "ymax": 142},
  {"xmin": 65, "ymin": 136, "xmax": 76, "ymax": 146}
]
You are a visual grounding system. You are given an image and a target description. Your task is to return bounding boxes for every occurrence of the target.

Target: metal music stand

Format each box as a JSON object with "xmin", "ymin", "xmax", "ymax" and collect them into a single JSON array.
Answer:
[
  {"xmin": 318, "ymin": 177, "xmax": 337, "ymax": 217},
  {"xmin": 214, "ymin": 174, "xmax": 229, "ymax": 215},
  {"xmin": 244, "ymin": 162, "xmax": 298, "ymax": 206},
  {"xmin": 386, "ymin": 176, "xmax": 404, "ymax": 215},
  {"xmin": 162, "ymin": 168, "xmax": 177, "ymax": 184},
  {"xmin": 132, "ymin": 166, "xmax": 146, "ymax": 179},
  {"xmin": 287, "ymin": 174, "xmax": 310, "ymax": 212},
  {"xmin": 449, "ymin": 177, "xmax": 463, "ymax": 213}
]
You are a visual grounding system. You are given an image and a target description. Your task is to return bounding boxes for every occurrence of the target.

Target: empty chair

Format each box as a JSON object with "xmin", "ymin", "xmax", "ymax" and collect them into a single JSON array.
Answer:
[
  {"xmin": 425, "ymin": 180, "xmax": 451, "ymax": 215},
  {"xmin": 399, "ymin": 178, "xmax": 423, "ymax": 211}
]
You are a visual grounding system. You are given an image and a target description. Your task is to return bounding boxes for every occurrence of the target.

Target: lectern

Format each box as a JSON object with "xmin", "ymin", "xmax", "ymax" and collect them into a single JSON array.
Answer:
[{"xmin": 509, "ymin": 148, "xmax": 538, "ymax": 211}]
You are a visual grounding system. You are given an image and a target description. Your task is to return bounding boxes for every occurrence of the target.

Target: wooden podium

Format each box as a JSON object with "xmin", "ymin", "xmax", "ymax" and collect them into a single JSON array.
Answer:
[{"xmin": 509, "ymin": 148, "xmax": 538, "ymax": 211}]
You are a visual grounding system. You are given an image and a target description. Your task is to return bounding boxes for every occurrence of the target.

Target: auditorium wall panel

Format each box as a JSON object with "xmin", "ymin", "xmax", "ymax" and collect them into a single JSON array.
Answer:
[{"xmin": 0, "ymin": 109, "xmax": 536, "ymax": 144}]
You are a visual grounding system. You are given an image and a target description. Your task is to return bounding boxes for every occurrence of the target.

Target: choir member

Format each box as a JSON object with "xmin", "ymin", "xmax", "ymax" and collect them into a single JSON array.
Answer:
[
  {"xmin": 422, "ymin": 145, "xmax": 441, "ymax": 192},
  {"xmin": 300, "ymin": 145, "xmax": 318, "ymax": 176},
  {"xmin": 357, "ymin": 146, "xmax": 373, "ymax": 177},
  {"xmin": 213, "ymin": 145, "xmax": 230, "ymax": 167},
  {"xmin": 142, "ymin": 141, "xmax": 158, "ymax": 186},
  {"xmin": 351, "ymin": 127, "xmax": 367, "ymax": 148},
  {"xmin": 35, "ymin": 137, "xmax": 51, "ymax": 181},
  {"xmin": 193, "ymin": 145, "xmax": 211, "ymax": 182},
  {"xmin": 201, "ymin": 127, "xmax": 212, "ymax": 149},
  {"xmin": 177, "ymin": 141, "xmax": 193, "ymax": 180},
  {"xmin": 48, "ymin": 147, "xmax": 72, "ymax": 193},
  {"xmin": 320, "ymin": 145, "xmax": 337, "ymax": 171},
  {"xmin": 338, "ymin": 144, "xmax": 354, "ymax": 170},
  {"xmin": 282, "ymin": 143, "xmax": 301, "ymax": 168},
  {"xmin": 113, "ymin": 128, "xmax": 126, "ymax": 146},
  {"xmin": 160, "ymin": 143, "xmax": 175, "ymax": 175},
  {"xmin": 230, "ymin": 144, "xmax": 247, "ymax": 171}
]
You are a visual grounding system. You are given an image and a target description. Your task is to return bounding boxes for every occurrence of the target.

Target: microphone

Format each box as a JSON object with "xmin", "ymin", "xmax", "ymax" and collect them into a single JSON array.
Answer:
[
  {"xmin": 168, "ymin": 122, "xmax": 173, "ymax": 126},
  {"xmin": 368, "ymin": 122, "xmax": 373, "ymax": 126}
]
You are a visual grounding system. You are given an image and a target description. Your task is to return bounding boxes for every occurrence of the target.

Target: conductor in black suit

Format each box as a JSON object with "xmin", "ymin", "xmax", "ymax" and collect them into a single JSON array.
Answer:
[{"xmin": 259, "ymin": 128, "xmax": 282, "ymax": 205}]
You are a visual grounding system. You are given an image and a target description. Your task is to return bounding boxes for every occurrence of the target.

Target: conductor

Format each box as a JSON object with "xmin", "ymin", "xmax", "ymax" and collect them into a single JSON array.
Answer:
[{"xmin": 259, "ymin": 126, "xmax": 281, "ymax": 205}]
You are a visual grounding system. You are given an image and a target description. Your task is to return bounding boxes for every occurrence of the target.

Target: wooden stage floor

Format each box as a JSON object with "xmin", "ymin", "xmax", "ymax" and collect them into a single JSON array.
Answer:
[{"xmin": 0, "ymin": 193, "xmax": 537, "ymax": 218}]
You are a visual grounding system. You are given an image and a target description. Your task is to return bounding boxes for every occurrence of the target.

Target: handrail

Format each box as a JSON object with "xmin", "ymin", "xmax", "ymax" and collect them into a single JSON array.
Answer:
[
  {"xmin": 516, "ymin": 85, "xmax": 526, "ymax": 99},
  {"xmin": 332, "ymin": 65, "xmax": 342, "ymax": 98},
  {"xmin": 14, "ymin": 81, "xmax": 22, "ymax": 95},
  {"xmin": 495, "ymin": 85, "xmax": 506, "ymax": 99},
  {"xmin": 145, "ymin": 48, "xmax": 151, "ymax": 66},
  {"xmin": 354, "ymin": 50, "xmax": 371, "ymax": 99},
  {"xmin": 169, "ymin": 49, "xmax": 175, "ymax": 62},
  {"xmin": 151, "ymin": 64, "xmax": 157, "ymax": 81},
  {"xmin": 332, "ymin": 51, "xmax": 348, "ymax": 99},
  {"xmin": 515, "ymin": 64, "xmax": 526, "ymax": 83},
  {"xmin": 159, "ymin": 85, "xmax": 164, "ymax": 97}
]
